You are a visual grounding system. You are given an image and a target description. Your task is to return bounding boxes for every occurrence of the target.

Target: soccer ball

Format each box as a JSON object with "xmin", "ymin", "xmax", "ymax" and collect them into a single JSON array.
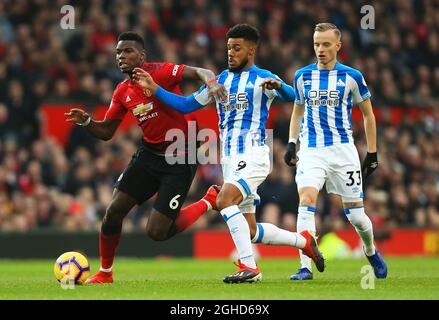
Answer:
[{"xmin": 54, "ymin": 251, "xmax": 90, "ymax": 285}]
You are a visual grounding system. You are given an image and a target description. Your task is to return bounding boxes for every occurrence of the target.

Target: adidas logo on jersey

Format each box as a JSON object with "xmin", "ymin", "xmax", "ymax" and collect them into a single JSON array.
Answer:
[
  {"xmin": 337, "ymin": 79, "xmax": 346, "ymax": 87},
  {"xmin": 246, "ymin": 82, "xmax": 254, "ymax": 89},
  {"xmin": 126, "ymin": 95, "xmax": 131, "ymax": 102},
  {"xmin": 303, "ymin": 80, "xmax": 312, "ymax": 86}
]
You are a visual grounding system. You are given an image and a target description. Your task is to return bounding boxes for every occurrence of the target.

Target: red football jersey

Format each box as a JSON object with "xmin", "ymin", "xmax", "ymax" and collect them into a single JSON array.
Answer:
[{"xmin": 105, "ymin": 62, "xmax": 195, "ymax": 154}]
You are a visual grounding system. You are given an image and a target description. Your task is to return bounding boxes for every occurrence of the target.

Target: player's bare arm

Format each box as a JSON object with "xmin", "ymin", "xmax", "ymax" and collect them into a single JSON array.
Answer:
[
  {"xmin": 358, "ymin": 98, "xmax": 377, "ymax": 153},
  {"xmin": 65, "ymin": 108, "xmax": 121, "ymax": 141},
  {"xmin": 284, "ymin": 103, "xmax": 304, "ymax": 166},
  {"xmin": 289, "ymin": 104, "xmax": 305, "ymax": 142},
  {"xmin": 182, "ymin": 66, "xmax": 227, "ymax": 103},
  {"xmin": 358, "ymin": 98, "xmax": 378, "ymax": 178}
]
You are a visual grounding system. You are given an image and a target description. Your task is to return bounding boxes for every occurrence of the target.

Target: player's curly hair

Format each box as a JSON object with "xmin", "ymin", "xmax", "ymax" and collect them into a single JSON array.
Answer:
[
  {"xmin": 226, "ymin": 24, "xmax": 260, "ymax": 44},
  {"xmin": 117, "ymin": 31, "xmax": 145, "ymax": 48}
]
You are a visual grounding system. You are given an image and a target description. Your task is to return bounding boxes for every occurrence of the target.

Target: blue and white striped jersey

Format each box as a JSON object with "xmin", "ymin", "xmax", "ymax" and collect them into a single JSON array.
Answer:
[
  {"xmin": 294, "ymin": 62, "xmax": 371, "ymax": 148},
  {"xmin": 193, "ymin": 65, "xmax": 294, "ymax": 157}
]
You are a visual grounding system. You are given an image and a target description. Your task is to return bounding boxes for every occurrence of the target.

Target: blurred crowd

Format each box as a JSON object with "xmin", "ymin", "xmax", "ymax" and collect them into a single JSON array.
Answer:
[{"xmin": 0, "ymin": 0, "xmax": 438, "ymax": 232}]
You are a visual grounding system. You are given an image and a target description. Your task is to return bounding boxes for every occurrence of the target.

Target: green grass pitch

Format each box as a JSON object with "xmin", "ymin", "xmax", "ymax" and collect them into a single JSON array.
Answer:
[{"xmin": 0, "ymin": 257, "xmax": 438, "ymax": 300}]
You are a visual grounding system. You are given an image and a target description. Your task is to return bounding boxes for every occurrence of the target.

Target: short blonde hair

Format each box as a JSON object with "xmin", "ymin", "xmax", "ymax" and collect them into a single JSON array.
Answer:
[{"xmin": 314, "ymin": 23, "xmax": 341, "ymax": 40}]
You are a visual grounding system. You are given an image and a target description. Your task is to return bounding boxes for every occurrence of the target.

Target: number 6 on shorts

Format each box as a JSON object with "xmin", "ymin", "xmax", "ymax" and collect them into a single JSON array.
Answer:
[{"xmin": 169, "ymin": 194, "xmax": 181, "ymax": 210}]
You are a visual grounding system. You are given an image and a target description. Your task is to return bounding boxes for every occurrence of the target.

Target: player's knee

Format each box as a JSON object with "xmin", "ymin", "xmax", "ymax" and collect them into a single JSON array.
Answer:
[
  {"xmin": 299, "ymin": 194, "xmax": 317, "ymax": 207},
  {"xmin": 347, "ymin": 213, "xmax": 372, "ymax": 231},
  {"xmin": 216, "ymin": 189, "xmax": 242, "ymax": 211},
  {"xmin": 344, "ymin": 204, "xmax": 372, "ymax": 231},
  {"xmin": 103, "ymin": 204, "xmax": 125, "ymax": 226},
  {"xmin": 216, "ymin": 193, "xmax": 232, "ymax": 211},
  {"xmin": 146, "ymin": 225, "xmax": 168, "ymax": 241},
  {"xmin": 146, "ymin": 228, "xmax": 168, "ymax": 241}
]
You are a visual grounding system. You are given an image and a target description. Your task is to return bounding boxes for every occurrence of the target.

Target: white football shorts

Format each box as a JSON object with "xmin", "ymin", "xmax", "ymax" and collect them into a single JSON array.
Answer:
[
  {"xmin": 295, "ymin": 143, "xmax": 364, "ymax": 202},
  {"xmin": 221, "ymin": 145, "xmax": 271, "ymax": 213}
]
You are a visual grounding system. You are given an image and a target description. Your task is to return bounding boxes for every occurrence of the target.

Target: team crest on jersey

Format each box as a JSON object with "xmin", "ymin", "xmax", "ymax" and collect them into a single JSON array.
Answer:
[{"xmin": 132, "ymin": 102, "xmax": 153, "ymax": 116}]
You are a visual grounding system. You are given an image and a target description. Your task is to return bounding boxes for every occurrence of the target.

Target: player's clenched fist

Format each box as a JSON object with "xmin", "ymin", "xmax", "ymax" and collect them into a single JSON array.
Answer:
[
  {"xmin": 260, "ymin": 78, "xmax": 282, "ymax": 90},
  {"xmin": 65, "ymin": 108, "xmax": 91, "ymax": 126},
  {"xmin": 362, "ymin": 152, "xmax": 378, "ymax": 179},
  {"xmin": 284, "ymin": 142, "xmax": 297, "ymax": 167}
]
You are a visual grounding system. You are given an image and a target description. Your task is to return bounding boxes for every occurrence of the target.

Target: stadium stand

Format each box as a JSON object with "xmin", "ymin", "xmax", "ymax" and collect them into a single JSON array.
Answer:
[{"xmin": 0, "ymin": 0, "xmax": 438, "ymax": 234}]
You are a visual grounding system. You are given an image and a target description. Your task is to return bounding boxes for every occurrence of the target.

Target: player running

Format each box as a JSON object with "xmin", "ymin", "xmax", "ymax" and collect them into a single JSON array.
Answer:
[
  {"xmin": 133, "ymin": 24, "xmax": 325, "ymax": 283},
  {"xmin": 284, "ymin": 23, "xmax": 387, "ymax": 280},
  {"xmin": 65, "ymin": 32, "xmax": 227, "ymax": 284}
]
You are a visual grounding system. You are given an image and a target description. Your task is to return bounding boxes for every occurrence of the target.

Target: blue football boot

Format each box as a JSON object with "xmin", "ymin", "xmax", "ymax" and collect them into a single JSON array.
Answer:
[
  {"xmin": 365, "ymin": 250, "xmax": 388, "ymax": 279},
  {"xmin": 290, "ymin": 267, "xmax": 313, "ymax": 280}
]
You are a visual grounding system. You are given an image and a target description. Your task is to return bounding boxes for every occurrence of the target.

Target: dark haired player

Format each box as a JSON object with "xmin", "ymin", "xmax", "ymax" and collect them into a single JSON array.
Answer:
[
  {"xmin": 133, "ymin": 25, "xmax": 325, "ymax": 283},
  {"xmin": 65, "ymin": 32, "xmax": 226, "ymax": 284}
]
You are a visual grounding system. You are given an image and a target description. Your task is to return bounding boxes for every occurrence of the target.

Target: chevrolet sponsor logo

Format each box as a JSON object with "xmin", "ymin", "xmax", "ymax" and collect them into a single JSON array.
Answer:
[{"xmin": 132, "ymin": 102, "xmax": 153, "ymax": 116}]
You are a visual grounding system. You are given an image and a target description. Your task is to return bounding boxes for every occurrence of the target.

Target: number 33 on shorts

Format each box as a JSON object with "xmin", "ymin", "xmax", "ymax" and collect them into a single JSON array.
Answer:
[{"xmin": 346, "ymin": 170, "xmax": 361, "ymax": 186}]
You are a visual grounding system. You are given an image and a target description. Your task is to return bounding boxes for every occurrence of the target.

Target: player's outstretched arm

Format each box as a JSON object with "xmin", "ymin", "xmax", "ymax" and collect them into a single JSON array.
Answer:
[
  {"xmin": 182, "ymin": 66, "xmax": 227, "ymax": 103},
  {"xmin": 133, "ymin": 67, "xmax": 205, "ymax": 114},
  {"xmin": 260, "ymin": 78, "xmax": 295, "ymax": 102},
  {"xmin": 65, "ymin": 108, "xmax": 121, "ymax": 141},
  {"xmin": 284, "ymin": 103, "xmax": 304, "ymax": 166},
  {"xmin": 358, "ymin": 98, "xmax": 378, "ymax": 178}
]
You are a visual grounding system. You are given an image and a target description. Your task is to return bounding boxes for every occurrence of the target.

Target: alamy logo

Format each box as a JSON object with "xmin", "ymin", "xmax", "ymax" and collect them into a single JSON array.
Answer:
[
  {"xmin": 163, "ymin": 121, "xmax": 274, "ymax": 165},
  {"xmin": 361, "ymin": 5, "xmax": 375, "ymax": 30},
  {"xmin": 360, "ymin": 265, "xmax": 375, "ymax": 289},
  {"xmin": 60, "ymin": 5, "xmax": 75, "ymax": 29}
]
